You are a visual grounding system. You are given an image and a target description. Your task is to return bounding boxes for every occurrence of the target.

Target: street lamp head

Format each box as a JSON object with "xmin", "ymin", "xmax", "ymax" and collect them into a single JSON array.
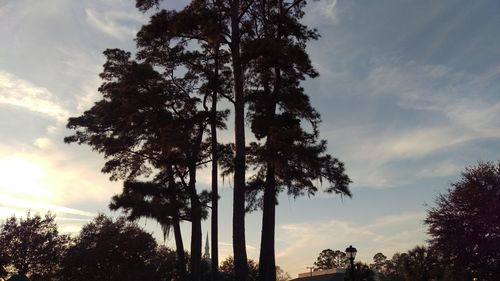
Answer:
[{"xmin": 345, "ymin": 245, "xmax": 357, "ymax": 260}]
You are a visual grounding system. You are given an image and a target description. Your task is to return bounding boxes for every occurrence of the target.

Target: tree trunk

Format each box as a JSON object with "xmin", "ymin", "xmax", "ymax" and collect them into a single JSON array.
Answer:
[
  {"xmin": 173, "ymin": 215, "xmax": 187, "ymax": 280},
  {"xmin": 211, "ymin": 44, "xmax": 220, "ymax": 281},
  {"xmin": 168, "ymin": 164, "xmax": 188, "ymax": 280},
  {"xmin": 230, "ymin": 0, "xmax": 249, "ymax": 280},
  {"xmin": 259, "ymin": 163, "xmax": 277, "ymax": 281},
  {"xmin": 190, "ymin": 126, "xmax": 206, "ymax": 281},
  {"xmin": 258, "ymin": 83, "xmax": 278, "ymax": 281},
  {"xmin": 189, "ymin": 163, "xmax": 202, "ymax": 281}
]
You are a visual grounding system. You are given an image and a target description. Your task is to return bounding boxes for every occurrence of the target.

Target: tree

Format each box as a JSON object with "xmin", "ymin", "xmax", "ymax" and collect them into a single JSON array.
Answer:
[
  {"xmin": 241, "ymin": 2, "xmax": 351, "ymax": 280},
  {"xmin": 425, "ymin": 162, "xmax": 500, "ymax": 280},
  {"xmin": 68, "ymin": 1, "xmax": 239, "ymax": 280},
  {"xmin": 313, "ymin": 249, "xmax": 348, "ymax": 269},
  {"xmin": 152, "ymin": 246, "xmax": 184, "ymax": 281},
  {"xmin": 275, "ymin": 266, "xmax": 290, "ymax": 281},
  {"xmin": 344, "ymin": 262, "xmax": 376, "ymax": 281},
  {"xmin": 372, "ymin": 252, "xmax": 387, "ymax": 273},
  {"xmin": 59, "ymin": 215, "xmax": 164, "ymax": 281},
  {"xmin": 381, "ymin": 247, "xmax": 445, "ymax": 281},
  {"xmin": 219, "ymin": 257, "xmax": 259, "ymax": 281},
  {"xmin": 0, "ymin": 213, "xmax": 67, "ymax": 281},
  {"xmin": 228, "ymin": 0, "xmax": 249, "ymax": 278},
  {"xmin": 109, "ymin": 180, "xmax": 191, "ymax": 280},
  {"xmin": 403, "ymin": 246, "xmax": 441, "ymax": 281},
  {"xmin": 65, "ymin": 44, "xmax": 219, "ymax": 280},
  {"xmin": 382, "ymin": 254, "xmax": 404, "ymax": 281}
]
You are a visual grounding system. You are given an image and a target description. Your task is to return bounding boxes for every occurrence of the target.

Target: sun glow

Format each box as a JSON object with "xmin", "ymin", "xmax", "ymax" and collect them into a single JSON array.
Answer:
[{"xmin": 0, "ymin": 157, "xmax": 54, "ymax": 200}]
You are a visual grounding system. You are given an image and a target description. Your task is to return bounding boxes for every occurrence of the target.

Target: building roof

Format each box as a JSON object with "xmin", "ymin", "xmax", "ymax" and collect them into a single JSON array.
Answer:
[{"xmin": 290, "ymin": 272, "xmax": 345, "ymax": 281}]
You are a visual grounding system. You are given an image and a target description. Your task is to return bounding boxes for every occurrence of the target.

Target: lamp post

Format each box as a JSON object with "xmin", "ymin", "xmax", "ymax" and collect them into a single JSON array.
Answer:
[{"xmin": 345, "ymin": 245, "xmax": 357, "ymax": 281}]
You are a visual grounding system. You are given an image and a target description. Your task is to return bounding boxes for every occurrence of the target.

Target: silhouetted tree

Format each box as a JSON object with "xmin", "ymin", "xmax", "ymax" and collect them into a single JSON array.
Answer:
[
  {"xmin": 381, "ymin": 246, "xmax": 447, "ymax": 281},
  {"xmin": 404, "ymin": 246, "xmax": 441, "ymax": 281},
  {"xmin": 383, "ymin": 252, "xmax": 407, "ymax": 281},
  {"xmin": 59, "ymin": 215, "xmax": 163, "ymax": 281},
  {"xmin": 313, "ymin": 249, "xmax": 348, "ymax": 269},
  {"xmin": 109, "ymin": 180, "xmax": 191, "ymax": 280},
  {"xmin": 0, "ymin": 213, "xmax": 67, "ymax": 281},
  {"xmin": 219, "ymin": 257, "xmax": 259, "ymax": 281},
  {"xmin": 65, "ymin": 44, "xmax": 221, "ymax": 280},
  {"xmin": 344, "ymin": 262, "xmax": 376, "ymax": 281},
  {"xmin": 371, "ymin": 252, "xmax": 387, "ymax": 273},
  {"xmin": 228, "ymin": 0, "xmax": 250, "ymax": 277},
  {"xmin": 425, "ymin": 162, "xmax": 500, "ymax": 280},
  {"xmin": 153, "ymin": 246, "xmax": 184, "ymax": 281},
  {"xmin": 241, "ymin": 2, "xmax": 351, "ymax": 280},
  {"xmin": 217, "ymin": 257, "xmax": 290, "ymax": 281},
  {"xmin": 275, "ymin": 266, "xmax": 291, "ymax": 281}
]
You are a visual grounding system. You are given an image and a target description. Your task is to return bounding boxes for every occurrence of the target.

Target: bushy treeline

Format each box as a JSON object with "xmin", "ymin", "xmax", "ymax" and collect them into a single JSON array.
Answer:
[
  {"xmin": 313, "ymin": 162, "xmax": 500, "ymax": 281},
  {"xmin": 0, "ymin": 214, "xmax": 289, "ymax": 281},
  {"xmin": 316, "ymin": 246, "xmax": 460, "ymax": 281},
  {"xmin": 371, "ymin": 247, "xmax": 454, "ymax": 281},
  {"xmin": 312, "ymin": 245, "xmax": 489, "ymax": 281},
  {"xmin": 0, "ymin": 214, "xmax": 176, "ymax": 281},
  {"xmin": 366, "ymin": 245, "xmax": 484, "ymax": 281}
]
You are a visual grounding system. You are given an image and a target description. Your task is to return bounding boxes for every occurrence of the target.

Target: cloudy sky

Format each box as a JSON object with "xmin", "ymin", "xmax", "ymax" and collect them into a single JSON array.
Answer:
[{"xmin": 1, "ymin": 0, "xmax": 500, "ymax": 277}]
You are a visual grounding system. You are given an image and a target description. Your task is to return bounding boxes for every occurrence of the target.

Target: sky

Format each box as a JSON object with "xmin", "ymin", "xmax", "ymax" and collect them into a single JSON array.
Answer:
[{"xmin": 1, "ymin": 0, "xmax": 500, "ymax": 277}]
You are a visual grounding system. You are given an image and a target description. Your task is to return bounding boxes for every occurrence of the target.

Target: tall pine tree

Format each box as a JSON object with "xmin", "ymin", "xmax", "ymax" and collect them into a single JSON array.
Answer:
[{"xmin": 242, "ymin": 1, "xmax": 352, "ymax": 280}]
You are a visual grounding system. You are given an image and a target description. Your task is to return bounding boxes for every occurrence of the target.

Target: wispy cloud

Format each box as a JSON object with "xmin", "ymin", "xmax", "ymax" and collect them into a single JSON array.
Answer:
[
  {"xmin": 316, "ymin": 57, "xmax": 500, "ymax": 188},
  {"xmin": 85, "ymin": 8, "xmax": 145, "ymax": 40},
  {"xmin": 306, "ymin": 0, "xmax": 340, "ymax": 25},
  {"xmin": 417, "ymin": 161, "xmax": 463, "ymax": 178},
  {"xmin": 0, "ymin": 206, "xmax": 93, "ymax": 235},
  {"xmin": 0, "ymin": 70, "xmax": 69, "ymax": 122},
  {"xmin": 0, "ymin": 194, "xmax": 95, "ymax": 218},
  {"xmin": 276, "ymin": 211, "xmax": 427, "ymax": 276}
]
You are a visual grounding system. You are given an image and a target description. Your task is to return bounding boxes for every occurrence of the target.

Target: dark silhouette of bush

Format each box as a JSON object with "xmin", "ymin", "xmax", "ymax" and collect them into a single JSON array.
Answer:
[
  {"xmin": 58, "ymin": 215, "xmax": 164, "ymax": 281},
  {"xmin": 425, "ymin": 162, "xmax": 500, "ymax": 280},
  {"xmin": 0, "ymin": 213, "xmax": 67, "ymax": 280}
]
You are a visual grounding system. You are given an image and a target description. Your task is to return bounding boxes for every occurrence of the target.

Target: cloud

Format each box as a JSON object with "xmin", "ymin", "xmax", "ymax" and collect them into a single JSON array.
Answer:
[
  {"xmin": 276, "ymin": 211, "xmax": 427, "ymax": 276},
  {"xmin": 326, "ymin": 126, "xmax": 469, "ymax": 188},
  {"xmin": 314, "ymin": 56, "xmax": 500, "ymax": 188},
  {"xmin": 0, "ymin": 206, "xmax": 26, "ymax": 219},
  {"xmin": 217, "ymin": 242, "xmax": 257, "ymax": 251},
  {"xmin": 0, "ymin": 70, "xmax": 69, "ymax": 122},
  {"xmin": 85, "ymin": 8, "xmax": 145, "ymax": 40},
  {"xmin": 417, "ymin": 161, "xmax": 463, "ymax": 178},
  {"xmin": 34, "ymin": 137, "xmax": 54, "ymax": 149},
  {"xmin": 0, "ymin": 194, "xmax": 95, "ymax": 218},
  {"xmin": 353, "ymin": 127, "xmax": 466, "ymax": 163},
  {"xmin": 365, "ymin": 212, "xmax": 425, "ymax": 230},
  {"xmin": 307, "ymin": 0, "xmax": 340, "ymax": 25},
  {"xmin": 0, "ymin": 207, "xmax": 93, "ymax": 235}
]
